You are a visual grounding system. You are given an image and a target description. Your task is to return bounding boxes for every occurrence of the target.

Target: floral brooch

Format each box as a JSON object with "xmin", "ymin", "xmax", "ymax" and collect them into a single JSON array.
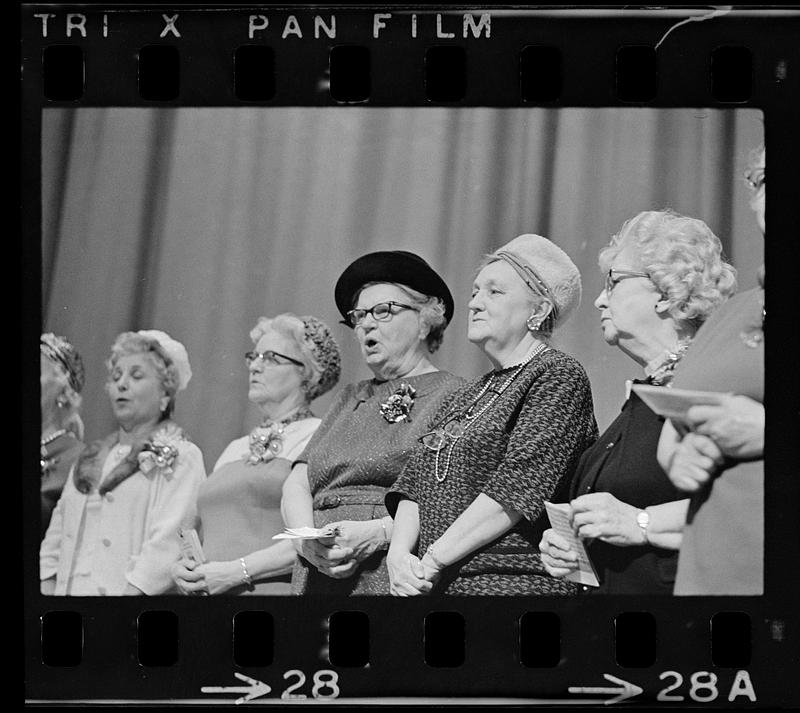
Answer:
[
  {"xmin": 380, "ymin": 382, "xmax": 417, "ymax": 423},
  {"xmin": 138, "ymin": 424, "xmax": 183, "ymax": 476},
  {"xmin": 244, "ymin": 423, "xmax": 285, "ymax": 465}
]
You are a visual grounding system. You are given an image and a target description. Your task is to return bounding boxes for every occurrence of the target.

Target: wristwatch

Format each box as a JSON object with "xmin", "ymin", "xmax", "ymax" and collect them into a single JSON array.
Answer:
[{"xmin": 636, "ymin": 509, "xmax": 650, "ymax": 544}]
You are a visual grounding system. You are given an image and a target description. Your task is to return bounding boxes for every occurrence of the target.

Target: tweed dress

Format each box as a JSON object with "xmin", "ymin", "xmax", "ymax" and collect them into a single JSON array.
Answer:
[
  {"xmin": 387, "ymin": 349, "xmax": 598, "ymax": 596},
  {"xmin": 292, "ymin": 370, "xmax": 464, "ymax": 595}
]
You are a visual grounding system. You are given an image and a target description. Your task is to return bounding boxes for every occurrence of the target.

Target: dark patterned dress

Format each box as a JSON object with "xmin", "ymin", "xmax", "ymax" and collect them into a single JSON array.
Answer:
[
  {"xmin": 292, "ymin": 370, "xmax": 464, "ymax": 595},
  {"xmin": 387, "ymin": 349, "xmax": 598, "ymax": 596}
]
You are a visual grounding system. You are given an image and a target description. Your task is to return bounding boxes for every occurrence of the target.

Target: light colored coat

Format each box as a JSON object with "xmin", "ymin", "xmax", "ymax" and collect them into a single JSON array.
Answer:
[{"xmin": 40, "ymin": 439, "xmax": 206, "ymax": 595}]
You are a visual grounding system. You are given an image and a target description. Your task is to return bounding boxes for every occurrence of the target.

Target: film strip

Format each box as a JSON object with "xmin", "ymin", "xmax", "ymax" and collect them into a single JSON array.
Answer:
[{"xmin": 23, "ymin": 4, "xmax": 800, "ymax": 707}]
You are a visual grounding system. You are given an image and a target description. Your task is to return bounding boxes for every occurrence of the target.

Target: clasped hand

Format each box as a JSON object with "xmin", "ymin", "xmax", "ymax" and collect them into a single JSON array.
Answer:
[
  {"xmin": 659, "ymin": 395, "xmax": 763, "ymax": 493},
  {"xmin": 172, "ymin": 557, "xmax": 239, "ymax": 595},
  {"xmin": 685, "ymin": 395, "xmax": 764, "ymax": 461},
  {"xmin": 388, "ymin": 551, "xmax": 440, "ymax": 596},
  {"xmin": 539, "ymin": 492, "xmax": 646, "ymax": 579},
  {"xmin": 299, "ymin": 519, "xmax": 386, "ymax": 580}
]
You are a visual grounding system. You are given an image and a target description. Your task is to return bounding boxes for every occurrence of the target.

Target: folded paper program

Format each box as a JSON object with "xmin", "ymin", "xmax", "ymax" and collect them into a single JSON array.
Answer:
[
  {"xmin": 272, "ymin": 526, "xmax": 340, "ymax": 540},
  {"xmin": 544, "ymin": 502, "xmax": 600, "ymax": 587}
]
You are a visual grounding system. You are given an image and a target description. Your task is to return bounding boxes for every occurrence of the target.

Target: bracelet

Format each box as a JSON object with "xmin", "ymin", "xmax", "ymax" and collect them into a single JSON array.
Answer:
[
  {"xmin": 379, "ymin": 516, "xmax": 389, "ymax": 543},
  {"xmin": 425, "ymin": 543, "xmax": 446, "ymax": 571},
  {"xmin": 636, "ymin": 509, "xmax": 650, "ymax": 545},
  {"xmin": 239, "ymin": 557, "xmax": 254, "ymax": 590}
]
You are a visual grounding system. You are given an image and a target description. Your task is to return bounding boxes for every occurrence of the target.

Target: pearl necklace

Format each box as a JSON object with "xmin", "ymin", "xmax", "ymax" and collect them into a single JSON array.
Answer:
[
  {"xmin": 41, "ymin": 429, "xmax": 69, "ymax": 478},
  {"xmin": 434, "ymin": 343, "xmax": 548, "ymax": 483},
  {"xmin": 41, "ymin": 428, "xmax": 68, "ymax": 448}
]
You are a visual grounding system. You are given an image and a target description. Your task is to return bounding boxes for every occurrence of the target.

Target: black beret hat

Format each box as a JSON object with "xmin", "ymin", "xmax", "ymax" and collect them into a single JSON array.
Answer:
[{"xmin": 334, "ymin": 251, "xmax": 455, "ymax": 327}]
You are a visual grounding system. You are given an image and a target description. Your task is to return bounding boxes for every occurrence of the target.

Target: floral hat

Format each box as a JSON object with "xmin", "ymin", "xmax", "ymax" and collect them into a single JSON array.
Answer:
[
  {"xmin": 41, "ymin": 333, "xmax": 85, "ymax": 393},
  {"xmin": 299, "ymin": 316, "xmax": 341, "ymax": 401}
]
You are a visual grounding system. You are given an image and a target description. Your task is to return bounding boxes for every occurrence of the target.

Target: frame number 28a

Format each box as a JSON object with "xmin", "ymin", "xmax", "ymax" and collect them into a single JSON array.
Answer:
[{"xmin": 657, "ymin": 670, "xmax": 756, "ymax": 703}]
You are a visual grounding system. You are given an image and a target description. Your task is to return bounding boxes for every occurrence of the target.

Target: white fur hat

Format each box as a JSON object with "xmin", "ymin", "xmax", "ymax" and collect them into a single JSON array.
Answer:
[
  {"xmin": 136, "ymin": 329, "xmax": 192, "ymax": 391},
  {"xmin": 492, "ymin": 234, "xmax": 582, "ymax": 328}
]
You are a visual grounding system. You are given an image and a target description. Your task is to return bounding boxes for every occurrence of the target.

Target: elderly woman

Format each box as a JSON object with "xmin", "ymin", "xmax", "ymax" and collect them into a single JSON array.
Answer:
[
  {"xmin": 281, "ymin": 251, "xmax": 463, "ymax": 595},
  {"xmin": 386, "ymin": 235, "xmax": 598, "ymax": 596},
  {"xmin": 172, "ymin": 314, "xmax": 341, "ymax": 595},
  {"xmin": 40, "ymin": 333, "xmax": 86, "ymax": 538},
  {"xmin": 657, "ymin": 148, "xmax": 766, "ymax": 595},
  {"xmin": 40, "ymin": 330, "xmax": 206, "ymax": 595},
  {"xmin": 538, "ymin": 210, "xmax": 736, "ymax": 593}
]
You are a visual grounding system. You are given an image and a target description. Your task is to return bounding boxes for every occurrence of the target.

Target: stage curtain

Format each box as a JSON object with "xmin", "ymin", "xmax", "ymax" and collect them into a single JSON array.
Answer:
[{"xmin": 42, "ymin": 107, "xmax": 764, "ymax": 465}]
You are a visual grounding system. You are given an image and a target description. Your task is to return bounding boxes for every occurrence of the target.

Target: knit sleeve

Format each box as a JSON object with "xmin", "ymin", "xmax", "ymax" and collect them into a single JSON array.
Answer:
[
  {"xmin": 385, "ymin": 445, "xmax": 424, "ymax": 517},
  {"xmin": 480, "ymin": 359, "xmax": 597, "ymax": 523}
]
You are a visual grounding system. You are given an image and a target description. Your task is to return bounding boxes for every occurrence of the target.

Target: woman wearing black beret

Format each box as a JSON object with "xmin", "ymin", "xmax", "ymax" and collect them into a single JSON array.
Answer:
[{"xmin": 281, "ymin": 251, "xmax": 464, "ymax": 595}]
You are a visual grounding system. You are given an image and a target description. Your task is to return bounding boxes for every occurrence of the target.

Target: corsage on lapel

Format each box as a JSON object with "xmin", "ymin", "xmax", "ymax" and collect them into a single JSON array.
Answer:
[
  {"xmin": 73, "ymin": 421, "xmax": 185, "ymax": 495},
  {"xmin": 242, "ymin": 407, "xmax": 314, "ymax": 465},
  {"xmin": 245, "ymin": 423, "xmax": 285, "ymax": 465},
  {"xmin": 138, "ymin": 423, "xmax": 183, "ymax": 477},
  {"xmin": 380, "ymin": 382, "xmax": 417, "ymax": 423}
]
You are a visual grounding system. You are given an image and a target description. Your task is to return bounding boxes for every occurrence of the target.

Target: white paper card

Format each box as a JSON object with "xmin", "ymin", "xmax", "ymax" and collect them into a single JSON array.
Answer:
[
  {"xmin": 632, "ymin": 384, "xmax": 729, "ymax": 427},
  {"xmin": 272, "ymin": 526, "xmax": 339, "ymax": 540},
  {"xmin": 178, "ymin": 527, "xmax": 206, "ymax": 563},
  {"xmin": 543, "ymin": 502, "xmax": 600, "ymax": 587}
]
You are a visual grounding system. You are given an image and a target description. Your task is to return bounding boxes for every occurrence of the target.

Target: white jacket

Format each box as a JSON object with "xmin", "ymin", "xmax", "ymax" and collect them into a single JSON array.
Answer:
[{"xmin": 40, "ymin": 439, "xmax": 206, "ymax": 595}]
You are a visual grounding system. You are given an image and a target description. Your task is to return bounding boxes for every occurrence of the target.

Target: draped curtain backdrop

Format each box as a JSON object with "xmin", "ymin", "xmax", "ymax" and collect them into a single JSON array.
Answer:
[{"xmin": 42, "ymin": 107, "xmax": 763, "ymax": 465}]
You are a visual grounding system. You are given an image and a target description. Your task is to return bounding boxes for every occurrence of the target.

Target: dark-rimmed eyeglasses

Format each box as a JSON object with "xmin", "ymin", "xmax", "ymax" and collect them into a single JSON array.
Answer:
[
  {"xmin": 346, "ymin": 301, "xmax": 419, "ymax": 327},
  {"xmin": 245, "ymin": 350, "xmax": 304, "ymax": 368},
  {"xmin": 605, "ymin": 269, "xmax": 651, "ymax": 295},
  {"xmin": 418, "ymin": 389, "xmax": 501, "ymax": 451}
]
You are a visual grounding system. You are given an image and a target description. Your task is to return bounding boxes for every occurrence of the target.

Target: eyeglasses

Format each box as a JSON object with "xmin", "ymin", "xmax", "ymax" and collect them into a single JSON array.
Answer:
[
  {"xmin": 605, "ymin": 269, "xmax": 651, "ymax": 295},
  {"xmin": 419, "ymin": 389, "xmax": 500, "ymax": 451},
  {"xmin": 744, "ymin": 167, "xmax": 765, "ymax": 192},
  {"xmin": 346, "ymin": 301, "xmax": 419, "ymax": 327},
  {"xmin": 245, "ymin": 350, "xmax": 304, "ymax": 368}
]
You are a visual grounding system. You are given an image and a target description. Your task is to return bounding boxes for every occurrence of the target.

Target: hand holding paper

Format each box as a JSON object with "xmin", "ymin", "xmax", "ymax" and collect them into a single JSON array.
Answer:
[
  {"xmin": 543, "ymin": 502, "xmax": 599, "ymax": 587},
  {"xmin": 272, "ymin": 526, "xmax": 340, "ymax": 540},
  {"xmin": 631, "ymin": 384, "xmax": 729, "ymax": 433}
]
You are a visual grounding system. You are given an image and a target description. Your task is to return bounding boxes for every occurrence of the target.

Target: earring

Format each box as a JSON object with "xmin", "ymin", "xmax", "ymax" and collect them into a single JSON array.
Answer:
[
  {"xmin": 526, "ymin": 315, "xmax": 542, "ymax": 332},
  {"xmin": 56, "ymin": 397, "xmax": 67, "ymax": 408}
]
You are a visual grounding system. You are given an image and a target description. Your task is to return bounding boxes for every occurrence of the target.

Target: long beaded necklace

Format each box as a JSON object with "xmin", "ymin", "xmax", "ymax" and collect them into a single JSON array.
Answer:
[
  {"xmin": 434, "ymin": 343, "xmax": 548, "ymax": 483},
  {"xmin": 244, "ymin": 406, "xmax": 314, "ymax": 465},
  {"xmin": 40, "ymin": 428, "xmax": 68, "ymax": 478}
]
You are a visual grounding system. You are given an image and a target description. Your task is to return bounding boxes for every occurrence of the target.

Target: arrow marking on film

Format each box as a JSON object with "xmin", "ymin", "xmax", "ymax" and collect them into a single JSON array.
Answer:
[
  {"xmin": 201, "ymin": 672, "xmax": 272, "ymax": 705},
  {"xmin": 568, "ymin": 673, "xmax": 643, "ymax": 705}
]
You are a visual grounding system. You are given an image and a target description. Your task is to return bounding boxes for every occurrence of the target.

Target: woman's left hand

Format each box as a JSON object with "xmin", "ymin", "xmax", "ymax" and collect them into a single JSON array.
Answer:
[
  {"xmin": 686, "ymin": 395, "xmax": 764, "ymax": 460},
  {"xmin": 570, "ymin": 493, "xmax": 645, "ymax": 546},
  {"xmin": 666, "ymin": 432, "xmax": 725, "ymax": 493},
  {"xmin": 328, "ymin": 519, "xmax": 388, "ymax": 563}
]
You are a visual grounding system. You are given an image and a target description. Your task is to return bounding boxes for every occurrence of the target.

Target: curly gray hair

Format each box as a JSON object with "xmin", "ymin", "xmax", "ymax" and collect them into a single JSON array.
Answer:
[
  {"xmin": 250, "ymin": 314, "xmax": 341, "ymax": 401},
  {"xmin": 599, "ymin": 209, "xmax": 737, "ymax": 330}
]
